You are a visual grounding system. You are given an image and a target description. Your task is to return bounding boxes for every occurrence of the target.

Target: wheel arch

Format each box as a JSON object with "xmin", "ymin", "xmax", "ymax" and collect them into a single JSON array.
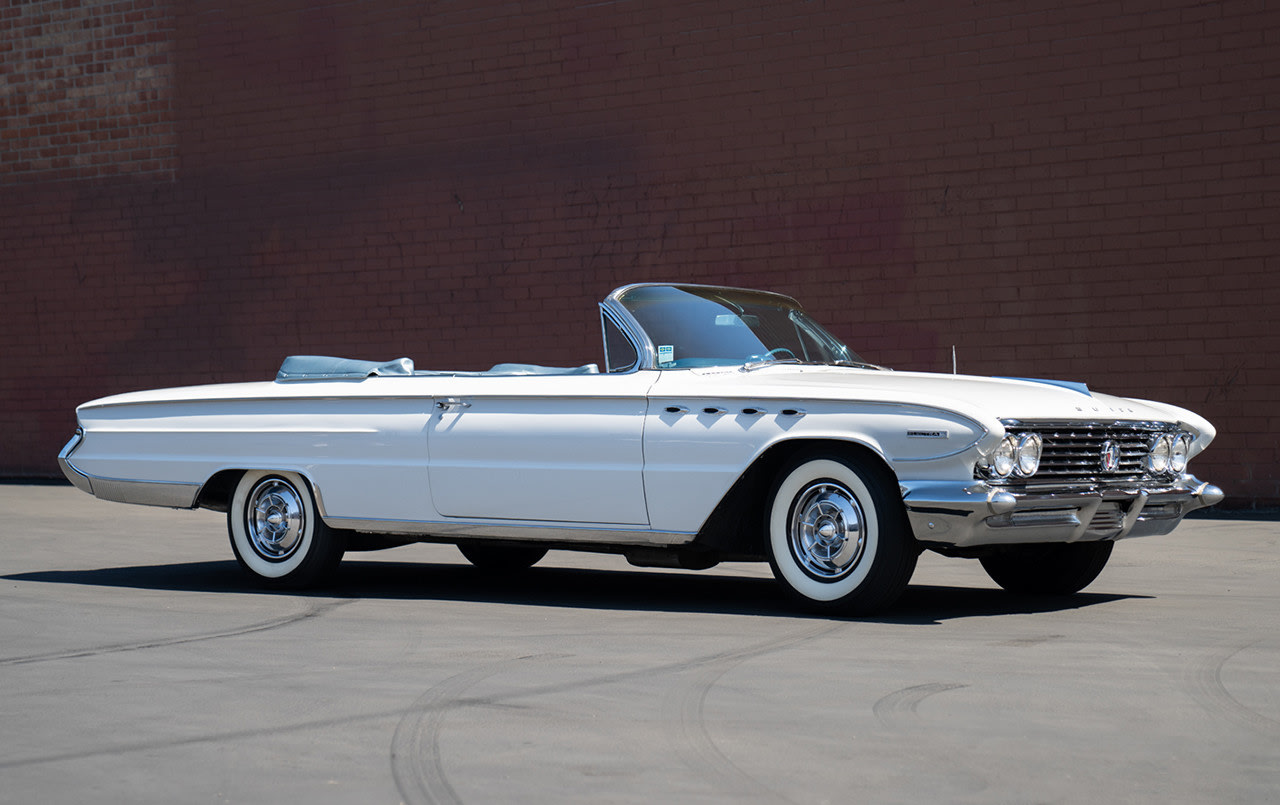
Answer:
[
  {"xmin": 195, "ymin": 469, "xmax": 244, "ymax": 513},
  {"xmin": 196, "ymin": 467, "xmax": 328, "ymax": 516},
  {"xmin": 692, "ymin": 437, "xmax": 902, "ymax": 560}
]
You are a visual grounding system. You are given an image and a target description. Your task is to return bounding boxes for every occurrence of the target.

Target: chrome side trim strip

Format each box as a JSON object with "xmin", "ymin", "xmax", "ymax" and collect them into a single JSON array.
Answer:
[
  {"xmin": 62, "ymin": 461, "xmax": 202, "ymax": 508},
  {"xmin": 78, "ymin": 391, "xmax": 653, "ymax": 411},
  {"xmin": 323, "ymin": 515, "xmax": 697, "ymax": 547},
  {"xmin": 88, "ymin": 476, "xmax": 202, "ymax": 508}
]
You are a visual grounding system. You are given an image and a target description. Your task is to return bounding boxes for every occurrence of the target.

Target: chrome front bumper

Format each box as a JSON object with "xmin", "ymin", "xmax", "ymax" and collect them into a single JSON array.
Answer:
[{"xmin": 900, "ymin": 476, "xmax": 1224, "ymax": 548}]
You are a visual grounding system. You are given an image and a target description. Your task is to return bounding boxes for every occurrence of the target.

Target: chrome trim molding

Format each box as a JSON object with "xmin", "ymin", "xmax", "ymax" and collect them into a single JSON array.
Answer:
[
  {"xmin": 1001, "ymin": 418, "xmax": 1176, "ymax": 431},
  {"xmin": 57, "ymin": 431, "xmax": 95, "ymax": 496},
  {"xmin": 323, "ymin": 515, "xmax": 697, "ymax": 547},
  {"xmin": 599, "ymin": 296, "xmax": 655, "ymax": 371},
  {"xmin": 599, "ymin": 305, "xmax": 643, "ymax": 374},
  {"xmin": 80, "ymin": 390, "xmax": 649, "ymax": 412},
  {"xmin": 86, "ymin": 475, "xmax": 201, "ymax": 508}
]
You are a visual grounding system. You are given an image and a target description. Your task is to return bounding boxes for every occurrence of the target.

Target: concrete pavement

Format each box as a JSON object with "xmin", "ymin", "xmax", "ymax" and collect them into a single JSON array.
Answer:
[{"xmin": 2, "ymin": 484, "xmax": 1277, "ymax": 804}]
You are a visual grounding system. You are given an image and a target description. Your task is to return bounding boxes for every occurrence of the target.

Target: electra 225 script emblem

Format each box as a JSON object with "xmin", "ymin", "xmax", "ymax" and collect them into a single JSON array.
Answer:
[{"xmin": 1100, "ymin": 440, "xmax": 1122, "ymax": 473}]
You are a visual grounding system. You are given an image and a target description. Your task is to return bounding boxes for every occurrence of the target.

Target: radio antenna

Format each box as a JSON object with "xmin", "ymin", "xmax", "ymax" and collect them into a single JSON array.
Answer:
[{"xmin": 952, "ymin": 345, "xmax": 957, "ymax": 375}]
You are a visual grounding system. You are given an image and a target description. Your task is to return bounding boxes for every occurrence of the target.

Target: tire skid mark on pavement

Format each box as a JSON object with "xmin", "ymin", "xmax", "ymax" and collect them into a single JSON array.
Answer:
[
  {"xmin": 390, "ymin": 654, "xmax": 565, "ymax": 805},
  {"xmin": 873, "ymin": 682, "xmax": 969, "ymax": 728},
  {"xmin": 872, "ymin": 683, "xmax": 989, "ymax": 797},
  {"xmin": 390, "ymin": 666, "xmax": 495, "ymax": 805},
  {"xmin": 663, "ymin": 623, "xmax": 842, "ymax": 804},
  {"xmin": 1189, "ymin": 638, "xmax": 1279, "ymax": 735},
  {"xmin": 997, "ymin": 634, "xmax": 1064, "ymax": 648},
  {"xmin": 388, "ymin": 626, "xmax": 842, "ymax": 804},
  {"xmin": 668, "ymin": 661, "xmax": 787, "ymax": 802},
  {"xmin": 0, "ymin": 599, "xmax": 350, "ymax": 666},
  {"xmin": 463, "ymin": 622, "xmax": 847, "ymax": 705},
  {"xmin": 0, "ymin": 705, "xmax": 391, "ymax": 770}
]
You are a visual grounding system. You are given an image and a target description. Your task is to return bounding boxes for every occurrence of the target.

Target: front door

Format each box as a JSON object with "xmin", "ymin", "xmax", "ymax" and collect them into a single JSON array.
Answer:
[{"xmin": 427, "ymin": 371, "xmax": 656, "ymax": 524}]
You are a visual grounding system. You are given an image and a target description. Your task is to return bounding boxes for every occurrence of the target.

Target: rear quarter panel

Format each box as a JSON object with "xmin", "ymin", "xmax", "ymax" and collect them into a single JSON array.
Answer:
[{"xmin": 74, "ymin": 390, "xmax": 438, "ymax": 520}]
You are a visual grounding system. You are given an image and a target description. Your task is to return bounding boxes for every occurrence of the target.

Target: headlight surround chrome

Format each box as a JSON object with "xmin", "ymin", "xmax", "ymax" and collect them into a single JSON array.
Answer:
[
  {"xmin": 1146, "ymin": 434, "xmax": 1172, "ymax": 474},
  {"xmin": 991, "ymin": 435, "xmax": 1017, "ymax": 478},
  {"xmin": 1170, "ymin": 433, "xmax": 1191, "ymax": 474},
  {"xmin": 1145, "ymin": 433, "xmax": 1190, "ymax": 476},
  {"xmin": 1014, "ymin": 432, "xmax": 1042, "ymax": 477},
  {"xmin": 985, "ymin": 432, "xmax": 1042, "ymax": 479}
]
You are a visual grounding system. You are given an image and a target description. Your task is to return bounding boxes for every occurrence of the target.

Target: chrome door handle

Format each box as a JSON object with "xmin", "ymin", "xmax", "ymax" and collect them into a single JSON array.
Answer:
[{"xmin": 435, "ymin": 397, "xmax": 471, "ymax": 410}]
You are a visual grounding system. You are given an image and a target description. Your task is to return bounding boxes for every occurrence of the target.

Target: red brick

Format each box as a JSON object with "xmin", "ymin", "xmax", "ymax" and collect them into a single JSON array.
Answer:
[{"xmin": 0, "ymin": 0, "xmax": 1275, "ymax": 503}]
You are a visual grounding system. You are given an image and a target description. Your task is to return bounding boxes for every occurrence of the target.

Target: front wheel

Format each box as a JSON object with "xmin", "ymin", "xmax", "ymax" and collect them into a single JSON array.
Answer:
[
  {"xmin": 979, "ymin": 541, "xmax": 1113, "ymax": 595},
  {"xmin": 766, "ymin": 455, "xmax": 917, "ymax": 614},
  {"xmin": 228, "ymin": 470, "xmax": 345, "ymax": 588}
]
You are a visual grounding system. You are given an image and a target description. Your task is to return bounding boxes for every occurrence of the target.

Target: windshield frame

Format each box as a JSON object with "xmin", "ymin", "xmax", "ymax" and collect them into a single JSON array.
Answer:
[{"xmin": 600, "ymin": 283, "xmax": 868, "ymax": 372}]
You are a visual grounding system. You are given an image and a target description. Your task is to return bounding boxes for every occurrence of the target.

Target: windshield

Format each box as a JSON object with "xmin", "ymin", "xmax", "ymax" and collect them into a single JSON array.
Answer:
[{"xmin": 615, "ymin": 285, "xmax": 871, "ymax": 369}]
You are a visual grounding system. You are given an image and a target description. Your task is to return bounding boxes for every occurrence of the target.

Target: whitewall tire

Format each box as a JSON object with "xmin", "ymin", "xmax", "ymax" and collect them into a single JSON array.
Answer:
[
  {"xmin": 228, "ymin": 470, "xmax": 345, "ymax": 588},
  {"xmin": 767, "ymin": 455, "xmax": 917, "ymax": 614}
]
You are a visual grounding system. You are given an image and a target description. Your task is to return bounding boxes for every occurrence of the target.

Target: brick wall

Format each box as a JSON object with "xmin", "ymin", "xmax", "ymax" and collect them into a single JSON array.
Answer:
[
  {"xmin": 1, "ymin": 0, "xmax": 174, "ymax": 180},
  {"xmin": 2, "ymin": 0, "xmax": 1277, "ymax": 505}
]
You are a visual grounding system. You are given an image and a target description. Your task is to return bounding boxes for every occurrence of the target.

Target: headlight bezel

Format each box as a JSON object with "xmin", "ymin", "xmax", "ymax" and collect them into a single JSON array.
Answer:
[
  {"xmin": 1146, "ymin": 433, "xmax": 1175, "ymax": 475},
  {"xmin": 1013, "ymin": 432, "xmax": 1043, "ymax": 478},
  {"xmin": 982, "ymin": 432, "xmax": 1044, "ymax": 480},
  {"xmin": 1169, "ymin": 433, "xmax": 1191, "ymax": 474},
  {"xmin": 991, "ymin": 436, "xmax": 1017, "ymax": 478}
]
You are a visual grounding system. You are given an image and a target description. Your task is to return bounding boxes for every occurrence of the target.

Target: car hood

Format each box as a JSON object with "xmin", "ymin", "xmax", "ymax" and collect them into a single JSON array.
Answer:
[{"xmin": 671, "ymin": 365, "xmax": 1215, "ymax": 443}]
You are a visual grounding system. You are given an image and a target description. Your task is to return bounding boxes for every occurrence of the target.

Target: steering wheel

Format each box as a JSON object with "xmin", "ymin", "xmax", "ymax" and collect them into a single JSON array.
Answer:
[{"xmin": 766, "ymin": 348, "xmax": 797, "ymax": 360}]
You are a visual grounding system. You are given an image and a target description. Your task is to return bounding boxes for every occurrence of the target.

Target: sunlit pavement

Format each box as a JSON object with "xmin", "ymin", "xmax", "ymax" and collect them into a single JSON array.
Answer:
[{"xmin": 2, "ymin": 484, "xmax": 1277, "ymax": 804}]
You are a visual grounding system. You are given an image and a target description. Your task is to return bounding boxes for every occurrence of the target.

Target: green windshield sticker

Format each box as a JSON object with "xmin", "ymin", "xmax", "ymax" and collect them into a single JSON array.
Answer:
[{"xmin": 658, "ymin": 345, "xmax": 674, "ymax": 365}]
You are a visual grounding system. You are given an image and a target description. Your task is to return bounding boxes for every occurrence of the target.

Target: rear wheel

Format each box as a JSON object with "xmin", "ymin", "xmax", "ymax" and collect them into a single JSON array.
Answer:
[
  {"xmin": 458, "ymin": 543, "xmax": 547, "ymax": 572},
  {"xmin": 228, "ymin": 470, "xmax": 345, "ymax": 588},
  {"xmin": 766, "ymin": 454, "xmax": 917, "ymax": 614},
  {"xmin": 979, "ymin": 541, "xmax": 1113, "ymax": 595}
]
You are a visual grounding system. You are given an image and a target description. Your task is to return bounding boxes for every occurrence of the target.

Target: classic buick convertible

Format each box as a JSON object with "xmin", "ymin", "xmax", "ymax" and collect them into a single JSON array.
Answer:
[{"xmin": 59, "ymin": 283, "xmax": 1222, "ymax": 613}]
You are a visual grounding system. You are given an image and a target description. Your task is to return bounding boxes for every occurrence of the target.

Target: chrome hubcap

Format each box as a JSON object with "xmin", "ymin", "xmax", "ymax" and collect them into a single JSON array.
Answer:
[
  {"xmin": 247, "ymin": 477, "xmax": 305, "ymax": 561},
  {"xmin": 788, "ymin": 481, "xmax": 866, "ymax": 580}
]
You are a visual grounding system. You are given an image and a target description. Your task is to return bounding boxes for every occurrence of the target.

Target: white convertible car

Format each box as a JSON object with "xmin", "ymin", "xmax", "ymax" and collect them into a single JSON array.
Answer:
[{"xmin": 59, "ymin": 283, "xmax": 1222, "ymax": 613}]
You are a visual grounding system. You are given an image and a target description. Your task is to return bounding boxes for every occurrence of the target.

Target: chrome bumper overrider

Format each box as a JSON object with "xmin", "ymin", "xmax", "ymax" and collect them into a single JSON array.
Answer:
[{"xmin": 900, "ymin": 476, "xmax": 1224, "ymax": 547}]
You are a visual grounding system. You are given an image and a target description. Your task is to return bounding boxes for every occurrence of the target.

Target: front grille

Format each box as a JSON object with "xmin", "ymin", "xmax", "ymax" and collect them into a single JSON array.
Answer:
[{"xmin": 997, "ymin": 420, "xmax": 1179, "ymax": 487}]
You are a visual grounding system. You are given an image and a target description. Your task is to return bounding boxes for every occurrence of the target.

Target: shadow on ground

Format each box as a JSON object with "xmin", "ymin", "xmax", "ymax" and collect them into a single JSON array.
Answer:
[{"xmin": 4, "ymin": 556, "xmax": 1145, "ymax": 624}]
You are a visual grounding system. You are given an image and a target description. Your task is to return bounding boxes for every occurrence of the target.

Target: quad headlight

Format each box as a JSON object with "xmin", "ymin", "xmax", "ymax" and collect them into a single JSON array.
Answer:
[
  {"xmin": 1171, "ymin": 433, "xmax": 1191, "ymax": 473},
  {"xmin": 1146, "ymin": 433, "xmax": 1192, "ymax": 476},
  {"xmin": 985, "ymin": 432, "xmax": 1043, "ymax": 479},
  {"xmin": 1147, "ymin": 434, "xmax": 1172, "ymax": 474},
  {"xmin": 991, "ymin": 436, "xmax": 1017, "ymax": 477},
  {"xmin": 1015, "ymin": 432, "xmax": 1043, "ymax": 477}
]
